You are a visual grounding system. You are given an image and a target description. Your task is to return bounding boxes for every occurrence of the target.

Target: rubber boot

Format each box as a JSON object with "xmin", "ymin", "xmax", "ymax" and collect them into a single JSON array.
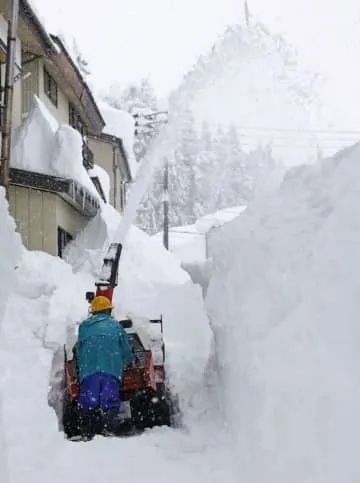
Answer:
[
  {"xmin": 79, "ymin": 409, "xmax": 97, "ymax": 441},
  {"xmin": 103, "ymin": 406, "xmax": 131, "ymax": 436},
  {"xmin": 102, "ymin": 407, "xmax": 118, "ymax": 436}
]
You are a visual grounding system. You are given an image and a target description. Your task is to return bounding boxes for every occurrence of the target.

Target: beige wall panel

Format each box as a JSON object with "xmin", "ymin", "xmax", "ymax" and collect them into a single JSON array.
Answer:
[
  {"xmin": 28, "ymin": 189, "xmax": 44, "ymax": 251},
  {"xmin": 56, "ymin": 196, "xmax": 89, "ymax": 237},
  {"xmin": 8, "ymin": 185, "xmax": 16, "ymax": 220},
  {"xmin": 14, "ymin": 185, "xmax": 29, "ymax": 247},
  {"xmin": 8, "ymin": 186, "xmax": 91, "ymax": 256},
  {"xmin": 42, "ymin": 191, "xmax": 57, "ymax": 256}
]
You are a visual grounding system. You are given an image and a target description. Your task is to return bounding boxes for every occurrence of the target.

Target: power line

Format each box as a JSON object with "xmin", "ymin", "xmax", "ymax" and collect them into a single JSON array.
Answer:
[
  {"xmin": 192, "ymin": 121, "xmax": 360, "ymax": 137},
  {"xmin": 213, "ymin": 140, "xmax": 357, "ymax": 149}
]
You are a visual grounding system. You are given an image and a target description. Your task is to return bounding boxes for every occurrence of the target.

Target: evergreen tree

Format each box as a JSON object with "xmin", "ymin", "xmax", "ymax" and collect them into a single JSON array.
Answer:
[
  {"xmin": 103, "ymin": 78, "xmax": 159, "ymax": 163},
  {"xmin": 223, "ymin": 122, "xmax": 249, "ymax": 206}
]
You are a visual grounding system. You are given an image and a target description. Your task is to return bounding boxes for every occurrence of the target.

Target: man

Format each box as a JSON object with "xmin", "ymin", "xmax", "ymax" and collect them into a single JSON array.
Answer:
[{"xmin": 77, "ymin": 295, "xmax": 134, "ymax": 439}]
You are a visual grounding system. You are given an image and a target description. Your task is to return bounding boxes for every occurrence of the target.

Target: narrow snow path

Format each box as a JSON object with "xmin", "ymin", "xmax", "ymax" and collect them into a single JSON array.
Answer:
[
  {"xmin": 36, "ymin": 426, "xmax": 235, "ymax": 483},
  {"xmin": 1, "ymin": 290, "xmax": 236, "ymax": 483}
]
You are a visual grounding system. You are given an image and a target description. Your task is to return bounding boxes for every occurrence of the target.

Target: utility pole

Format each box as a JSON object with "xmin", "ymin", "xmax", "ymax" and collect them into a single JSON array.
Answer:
[
  {"xmin": 133, "ymin": 109, "xmax": 170, "ymax": 248},
  {"xmin": 162, "ymin": 158, "xmax": 169, "ymax": 250},
  {"xmin": 0, "ymin": 0, "xmax": 19, "ymax": 198},
  {"xmin": 244, "ymin": 0, "xmax": 250, "ymax": 27}
]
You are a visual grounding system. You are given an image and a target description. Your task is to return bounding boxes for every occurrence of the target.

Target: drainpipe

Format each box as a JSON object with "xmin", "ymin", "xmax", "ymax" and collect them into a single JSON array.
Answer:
[
  {"xmin": 163, "ymin": 158, "xmax": 169, "ymax": 250},
  {"xmin": 0, "ymin": 0, "xmax": 19, "ymax": 198},
  {"xmin": 112, "ymin": 145, "xmax": 117, "ymax": 209}
]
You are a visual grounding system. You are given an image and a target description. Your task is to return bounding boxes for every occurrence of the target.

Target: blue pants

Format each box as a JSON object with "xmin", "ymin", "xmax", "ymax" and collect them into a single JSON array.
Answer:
[{"xmin": 79, "ymin": 372, "xmax": 121, "ymax": 411}]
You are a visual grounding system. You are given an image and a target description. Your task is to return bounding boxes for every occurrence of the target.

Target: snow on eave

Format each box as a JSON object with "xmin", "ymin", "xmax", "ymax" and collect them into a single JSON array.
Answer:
[
  {"xmin": 21, "ymin": 0, "xmax": 56, "ymax": 55},
  {"xmin": 100, "ymin": 132, "xmax": 133, "ymax": 182},
  {"xmin": 96, "ymin": 100, "xmax": 138, "ymax": 179},
  {"xmin": 49, "ymin": 34, "xmax": 105, "ymax": 133}
]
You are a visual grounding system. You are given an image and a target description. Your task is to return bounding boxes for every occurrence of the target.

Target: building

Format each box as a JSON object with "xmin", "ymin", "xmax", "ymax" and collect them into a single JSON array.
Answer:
[
  {"xmin": 0, "ymin": 0, "xmax": 133, "ymax": 257},
  {"xmin": 89, "ymin": 100, "xmax": 135, "ymax": 211},
  {"xmin": 88, "ymin": 133, "xmax": 131, "ymax": 211}
]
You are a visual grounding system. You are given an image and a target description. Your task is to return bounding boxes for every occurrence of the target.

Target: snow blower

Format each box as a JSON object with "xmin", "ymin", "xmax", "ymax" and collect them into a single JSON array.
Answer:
[{"xmin": 62, "ymin": 242, "xmax": 176, "ymax": 439}]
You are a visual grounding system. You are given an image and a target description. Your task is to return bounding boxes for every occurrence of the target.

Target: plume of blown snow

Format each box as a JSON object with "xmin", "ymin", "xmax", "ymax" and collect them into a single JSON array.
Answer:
[{"xmin": 187, "ymin": 22, "xmax": 321, "ymax": 165}]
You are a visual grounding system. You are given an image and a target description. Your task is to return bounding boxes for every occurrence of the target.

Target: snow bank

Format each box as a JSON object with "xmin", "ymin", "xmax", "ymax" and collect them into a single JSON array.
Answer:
[
  {"xmin": 51, "ymin": 124, "xmax": 99, "ymax": 197},
  {"xmin": 97, "ymin": 100, "xmax": 138, "ymax": 178},
  {"xmin": 0, "ymin": 189, "xmax": 22, "ymax": 483},
  {"xmin": 0, "ymin": 189, "xmax": 22, "ymax": 330},
  {"xmin": 206, "ymin": 143, "xmax": 360, "ymax": 482},
  {"xmin": 0, "ymin": 250, "xmax": 96, "ymax": 482},
  {"xmin": 11, "ymin": 96, "xmax": 100, "ymax": 198}
]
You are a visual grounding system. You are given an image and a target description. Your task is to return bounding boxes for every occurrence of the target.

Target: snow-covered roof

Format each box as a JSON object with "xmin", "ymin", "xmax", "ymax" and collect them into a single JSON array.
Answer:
[
  {"xmin": 195, "ymin": 206, "xmax": 247, "ymax": 233},
  {"xmin": 97, "ymin": 100, "xmax": 138, "ymax": 179},
  {"xmin": 153, "ymin": 205, "xmax": 247, "ymax": 263}
]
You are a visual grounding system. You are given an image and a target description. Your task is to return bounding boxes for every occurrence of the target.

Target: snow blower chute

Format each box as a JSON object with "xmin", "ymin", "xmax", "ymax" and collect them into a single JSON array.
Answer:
[{"xmin": 62, "ymin": 242, "xmax": 175, "ymax": 438}]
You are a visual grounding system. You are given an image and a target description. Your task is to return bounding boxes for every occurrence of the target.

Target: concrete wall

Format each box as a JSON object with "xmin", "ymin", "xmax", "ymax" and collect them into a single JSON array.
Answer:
[{"xmin": 8, "ymin": 185, "xmax": 89, "ymax": 257}]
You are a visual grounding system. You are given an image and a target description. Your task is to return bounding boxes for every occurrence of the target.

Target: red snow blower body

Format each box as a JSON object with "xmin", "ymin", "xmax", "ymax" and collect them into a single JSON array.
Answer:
[{"xmin": 62, "ymin": 243, "xmax": 174, "ymax": 438}]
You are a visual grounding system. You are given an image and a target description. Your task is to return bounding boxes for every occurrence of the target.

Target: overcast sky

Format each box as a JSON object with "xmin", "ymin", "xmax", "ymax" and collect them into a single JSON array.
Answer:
[{"xmin": 31, "ymin": 0, "xmax": 360, "ymax": 104}]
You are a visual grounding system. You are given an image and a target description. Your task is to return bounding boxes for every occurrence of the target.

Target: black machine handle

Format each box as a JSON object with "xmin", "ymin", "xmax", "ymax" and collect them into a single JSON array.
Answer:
[{"xmin": 149, "ymin": 315, "xmax": 165, "ymax": 362}]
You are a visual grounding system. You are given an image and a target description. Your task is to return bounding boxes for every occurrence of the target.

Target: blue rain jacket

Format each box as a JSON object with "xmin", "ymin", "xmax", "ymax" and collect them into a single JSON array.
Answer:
[{"xmin": 77, "ymin": 312, "xmax": 134, "ymax": 383}]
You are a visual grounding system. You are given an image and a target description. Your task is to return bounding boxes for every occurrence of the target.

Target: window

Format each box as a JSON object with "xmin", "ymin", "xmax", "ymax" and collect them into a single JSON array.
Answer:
[
  {"xmin": 43, "ymin": 68, "xmax": 58, "ymax": 106},
  {"xmin": 57, "ymin": 227, "xmax": 73, "ymax": 258},
  {"xmin": 69, "ymin": 102, "xmax": 85, "ymax": 135},
  {"xmin": 22, "ymin": 61, "xmax": 39, "ymax": 118}
]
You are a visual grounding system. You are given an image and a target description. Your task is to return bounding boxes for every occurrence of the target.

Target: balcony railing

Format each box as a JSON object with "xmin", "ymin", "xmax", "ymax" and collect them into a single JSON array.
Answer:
[{"xmin": 10, "ymin": 167, "xmax": 100, "ymax": 217}]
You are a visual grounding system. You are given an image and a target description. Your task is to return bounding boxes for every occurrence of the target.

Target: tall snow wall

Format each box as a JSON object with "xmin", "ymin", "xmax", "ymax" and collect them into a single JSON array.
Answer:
[
  {"xmin": 0, "ymin": 188, "xmax": 22, "ymax": 333},
  {"xmin": 0, "ymin": 188, "xmax": 22, "ymax": 483},
  {"xmin": 206, "ymin": 143, "xmax": 360, "ymax": 483}
]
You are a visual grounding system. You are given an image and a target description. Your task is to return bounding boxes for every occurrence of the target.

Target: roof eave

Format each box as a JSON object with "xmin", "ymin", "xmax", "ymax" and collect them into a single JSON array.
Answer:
[
  {"xmin": 89, "ymin": 132, "xmax": 133, "ymax": 182},
  {"xmin": 20, "ymin": 0, "xmax": 57, "ymax": 56},
  {"xmin": 49, "ymin": 34, "xmax": 105, "ymax": 134}
]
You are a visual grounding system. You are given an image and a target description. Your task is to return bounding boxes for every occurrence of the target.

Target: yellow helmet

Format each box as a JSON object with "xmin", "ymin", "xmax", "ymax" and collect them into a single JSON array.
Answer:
[{"xmin": 91, "ymin": 295, "xmax": 113, "ymax": 314}]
